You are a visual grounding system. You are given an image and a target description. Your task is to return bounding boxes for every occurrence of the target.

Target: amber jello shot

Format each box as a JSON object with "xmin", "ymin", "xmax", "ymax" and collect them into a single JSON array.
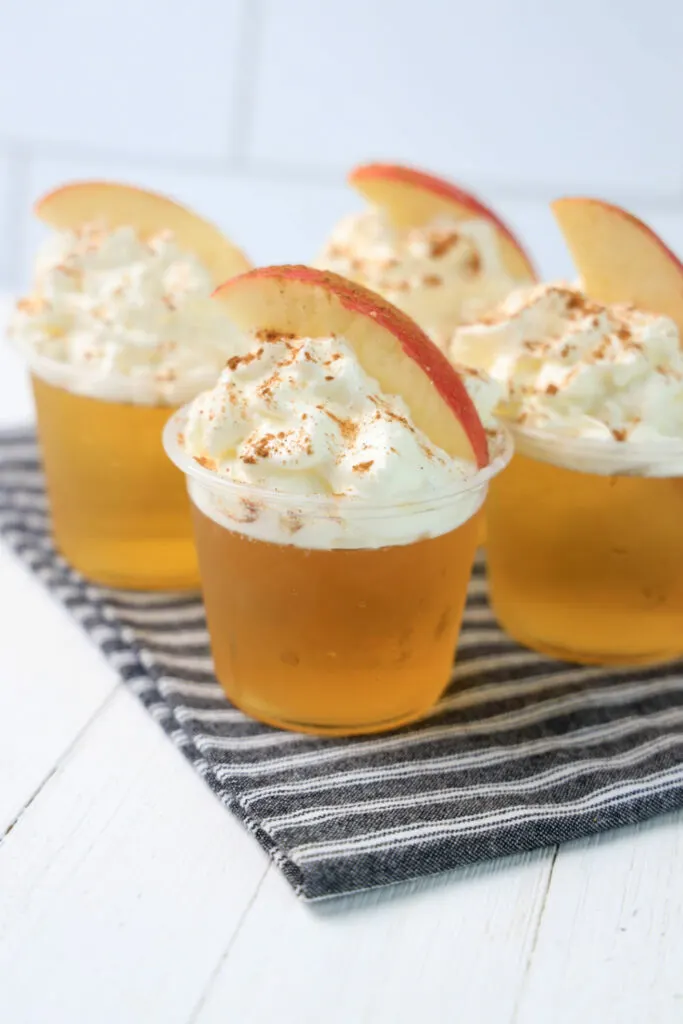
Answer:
[
  {"xmin": 318, "ymin": 162, "xmax": 536, "ymax": 349},
  {"xmin": 483, "ymin": 196, "xmax": 683, "ymax": 665},
  {"xmin": 11, "ymin": 180, "xmax": 250, "ymax": 589},
  {"xmin": 487, "ymin": 427, "xmax": 683, "ymax": 665},
  {"xmin": 165, "ymin": 266, "xmax": 510, "ymax": 735}
]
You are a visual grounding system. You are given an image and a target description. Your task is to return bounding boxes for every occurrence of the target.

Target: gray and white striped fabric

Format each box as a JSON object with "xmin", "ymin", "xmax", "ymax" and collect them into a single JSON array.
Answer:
[{"xmin": 3, "ymin": 428, "xmax": 683, "ymax": 900}]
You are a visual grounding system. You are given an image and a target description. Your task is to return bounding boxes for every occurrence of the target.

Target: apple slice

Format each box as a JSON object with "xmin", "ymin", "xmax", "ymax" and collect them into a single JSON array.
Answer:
[
  {"xmin": 349, "ymin": 163, "xmax": 536, "ymax": 281},
  {"xmin": 35, "ymin": 181, "xmax": 251, "ymax": 285},
  {"xmin": 214, "ymin": 265, "xmax": 489, "ymax": 467},
  {"xmin": 552, "ymin": 197, "xmax": 683, "ymax": 336}
]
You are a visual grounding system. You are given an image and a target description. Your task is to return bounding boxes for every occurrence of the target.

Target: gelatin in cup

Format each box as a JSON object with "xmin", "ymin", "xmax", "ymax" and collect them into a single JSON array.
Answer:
[
  {"xmin": 164, "ymin": 410, "xmax": 512, "ymax": 735},
  {"xmin": 486, "ymin": 424, "xmax": 683, "ymax": 666},
  {"xmin": 29, "ymin": 355, "xmax": 212, "ymax": 590}
]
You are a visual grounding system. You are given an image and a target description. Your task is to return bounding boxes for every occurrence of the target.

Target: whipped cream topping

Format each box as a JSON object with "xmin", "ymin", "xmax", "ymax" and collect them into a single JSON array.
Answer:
[
  {"xmin": 10, "ymin": 224, "xmax": 244, "ymax": 405},
  {"xmin": 318, "ymin": 209, "xmax": 524, "ymax": 347},
  {"xmin": 450, "ymin": 282, "xmax": 683, "ymax": 474},
  {"xmin": 179, "ymin": 332, "xmax": 494, "ymax": 549}
]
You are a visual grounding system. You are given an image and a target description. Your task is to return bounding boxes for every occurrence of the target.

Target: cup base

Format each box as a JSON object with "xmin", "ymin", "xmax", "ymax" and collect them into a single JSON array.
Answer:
[
  {"xmin": 225, "ymin": 692, "xmax": 433, "ymax": 737},
  {"xmin": 54, "ymin": 535, "xmax": 201, "ymax": 591},
  {"xmin": 499, "ymin": 623, "xmax": 682, "ymax": 668},
  {"xmin": 80, "ymin": 571, "xmax": 200, "ymax": 592}
]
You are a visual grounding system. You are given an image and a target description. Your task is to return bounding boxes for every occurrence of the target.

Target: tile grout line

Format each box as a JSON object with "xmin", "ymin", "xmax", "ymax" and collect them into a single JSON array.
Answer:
[
  {"xmin": 0, "ymin": 137, "xmax": 682, "ymax": 209},
  {"xmin": 186, "ymin": 863, "xmax": 273, "ymax": 1023},
  {"xmin": 511, "ymin": 844, "xmax": 560, "ymax": 1024},
  {"xmin": 227, "ymin": 0, "xmax": 265, "ymax": 168},
  {"xmin": 0, "ymin": 684, "xmax": 120, "ymax": 846}
]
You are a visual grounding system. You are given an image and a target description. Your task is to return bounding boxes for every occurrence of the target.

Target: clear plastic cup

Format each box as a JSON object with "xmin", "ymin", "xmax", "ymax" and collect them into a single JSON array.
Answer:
[
  {"xmin": 26, "ymin": 352, "xmax": 214, "ymax": 590},
  {"xmin": 486, "ymin": 424, "xmax": 683, "ymax": 665},
  {"xmin": 164, "ymin": 410, "xmax": 512, "ymax": 735}
]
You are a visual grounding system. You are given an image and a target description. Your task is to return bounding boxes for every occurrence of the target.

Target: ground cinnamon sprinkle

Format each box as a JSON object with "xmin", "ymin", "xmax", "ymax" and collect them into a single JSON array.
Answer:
[
  {"xmin": 17, "ymin": 296, "xmax": 48, "ymax": 314},
  {"xmin": 239, "ymin": 499, "xmax": 260, "ymax": 523},
  {"xmin": 423, "ymin": 274, "xmax": 442, "ymax": 288},
  {"xmin": 429, "ymin": 232, "xmax": 459, "ymax": 258},
  {"xmin": 323, "ymin": 409, "xmax": 359, "ymax": 443},
  {"xmin": 464, "ymin": 252, "xmax": 482, "ymax": 276},
  {"xmin": 226, "ymin": 347, "xmax": 264, "ymax": 372},
  {"xmin": 252, "ymin": 433, "xmax": 276, "ymax": 459},
  {"xmin": 382, "ymin": 405, "xmax": 415, "ymax": 432},
  {"xmin": 283, "ymin": 511, "xmax": 304, "ymax": 534},
  {"xmin": 566, "ymin": 292, "xmax": 585, "ymax": 311},
  {"xmin": 353, "ymin": 460, "xmax": 374, "ymax": 474},
  {"xmin": 612, "ymin": 428, "xmax": 628, "ymax": 442},
  {"xmin": 255, "ymin": 329, "xmax": 296, "ymax": 343},
  {"xmin": 545, "ymin": 383, "xmax": 559, "ymax": 396},
  {"xmin": 256, "ymin": 372, "xmax": 280, "ymax": 401}
]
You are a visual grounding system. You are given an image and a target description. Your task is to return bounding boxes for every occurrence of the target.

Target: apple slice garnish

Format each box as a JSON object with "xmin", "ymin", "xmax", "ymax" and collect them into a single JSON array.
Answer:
[
  {"xmin": 213, "ymin": 265, "xmax": 489, "ymax": 468},
  {"xmin": 349, "ymin": 163, "xmax": 536, "ymax": 282},
  {"xmin": 35, "ymin": 181, "xmax": 252, "ymax": 286},
  {"xmin": 552, "ymin": 197, "xmax": 683, "ymax": 336}
]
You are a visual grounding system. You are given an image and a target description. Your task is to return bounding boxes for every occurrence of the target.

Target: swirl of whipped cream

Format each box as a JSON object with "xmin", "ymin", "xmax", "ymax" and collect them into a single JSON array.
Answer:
[
  {"xmin": 318, "ymin": 210, "xmax": 524, "ymax": 348},
  {"xmin": 178, "ymin": 331, "xmax": 502, "ymax": 549},
  {"xmin": 449, "ymin": 282, "xmax": 683, "ymax": 474},
  {"xmin": 10, "ymin": 224, "xmax": 244, "ymax": 405}
]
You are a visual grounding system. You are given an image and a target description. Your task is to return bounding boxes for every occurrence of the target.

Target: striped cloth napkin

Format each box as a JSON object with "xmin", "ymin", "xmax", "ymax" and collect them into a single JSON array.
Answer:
[{"xmin": 3, "ymin": 428, "xmax": 683, "ymax": 899}]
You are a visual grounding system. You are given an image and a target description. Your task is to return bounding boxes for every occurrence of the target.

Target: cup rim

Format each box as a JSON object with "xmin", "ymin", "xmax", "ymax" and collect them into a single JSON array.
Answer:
[
  {"xmin": 506, "ymin": 419, "xmax": 683, "ymax": 456},
  {"xmin": 502, "ymin": 419, "xmax": 683, "ymax": 477},
  {"xmin": 163, "ymin": 405, "xmax": 514, "ymax": 515},
  {"xmin": 19, "ymin": 343, "xmax": 220, "ymax": 407}
]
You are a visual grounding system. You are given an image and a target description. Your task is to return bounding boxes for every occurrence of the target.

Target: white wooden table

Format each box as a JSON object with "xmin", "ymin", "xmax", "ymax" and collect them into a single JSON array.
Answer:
[{"xmin": 1, "ymin": 299, "xmax": 682, "ymax": 1024}]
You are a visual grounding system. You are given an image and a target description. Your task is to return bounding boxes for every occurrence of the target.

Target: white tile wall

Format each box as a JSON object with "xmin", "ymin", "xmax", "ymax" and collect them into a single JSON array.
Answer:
[
  {"xmin": 0, "ymin": 0, "xmax": 245, "ymax": 161},
  {"xmin": 249, "ymin": 0, "xmax": 683, "ymax": 195},
  {"xmin": 0, "ymin": 157, "xmax": 12, "ymax": 284},
  {"xmin": 1, "ymin": 0, "xmax": 682, "ymax": 291}
]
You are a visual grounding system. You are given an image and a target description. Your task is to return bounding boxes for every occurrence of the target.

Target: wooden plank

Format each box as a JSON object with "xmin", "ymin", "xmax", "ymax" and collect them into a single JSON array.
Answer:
[
  {"xmin": 515, "ymin": 813, "xmax": 683, "ymax": 1024},
  {"xmin": 193, "ymin": 844, "xmax": 555, "ymax": 1024},
  {"xmin": 0, "ymin": 686, "xmax": 269, "ymax": 1024},
  {"xmin": 0, "ymin": 544, "xmax": 118, "ymax": 832}
]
